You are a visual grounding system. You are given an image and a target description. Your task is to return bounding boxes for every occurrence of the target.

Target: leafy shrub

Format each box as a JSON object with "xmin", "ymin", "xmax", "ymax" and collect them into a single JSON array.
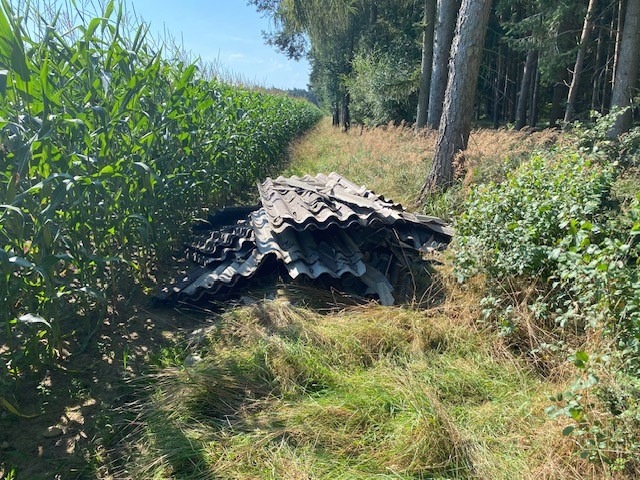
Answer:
[
  {"xmin": 454, "ymin": 113, "xmax": 640, "ymax": 470},
  {"xmin": 346, "ymin": 50, "xmax": 418, "ymax": 126},
  {"xmin": 455, "ymin": 153, "xmax": 616, "ymax": 285},
  {"xmin": 573, "ymin": 109, "xmax": 640, "ymax": 168}
]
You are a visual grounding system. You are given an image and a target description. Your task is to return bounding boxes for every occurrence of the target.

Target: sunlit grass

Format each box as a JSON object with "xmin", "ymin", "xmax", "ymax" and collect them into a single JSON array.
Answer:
[
  {"xmin": 109, "ymin": 122, "xmax": 589, "ymax": 479},
  {"xmin": 122, "ymin": 293, "xmax": 573, "ymax": 479}
]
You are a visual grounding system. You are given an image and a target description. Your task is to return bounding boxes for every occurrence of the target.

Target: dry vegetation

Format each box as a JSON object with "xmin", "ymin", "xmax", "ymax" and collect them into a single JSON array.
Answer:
[{"xmin": 286, "ymin": 119, "xmax": 561, "ymax": 209}]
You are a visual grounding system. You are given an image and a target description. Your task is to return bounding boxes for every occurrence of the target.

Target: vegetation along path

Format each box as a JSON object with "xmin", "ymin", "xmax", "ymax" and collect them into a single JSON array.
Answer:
[
  {"xmin": 3, "ymin": 1, "xmax": 640, "ymax": 479},
  {"xmin": 6, "ymin": 117, "xmax": 628, "ymax": 479}
]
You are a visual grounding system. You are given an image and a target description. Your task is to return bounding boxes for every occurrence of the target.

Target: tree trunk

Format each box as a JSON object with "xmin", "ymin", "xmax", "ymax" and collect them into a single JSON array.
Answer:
[
  {"xmin": 549, "ymin": 70, "xmax": 569, "ymax": 128},
  {"xmin": 492, "ymin": 43, "xmax": 504, "ymax": 128},
  {"xmin": 602, "ymin": 12, "xmax": 618, "ymax": 111},
  {"xmin": 416, "ymin": 0, "xmax": 437, "ymax": 131},
  {"xmin": 609, "ymin": 0, "xmax": 640, "ymax": 137},
  {"xmin": 507, "ymin": 52, "xmax": 518, "ymax": 124},
  {"xmin": 515, "ymin": 49, "xmax": 536, "ymax": 130},
  {"xmin": 564, "ymin": 0, "xmax": 599, "ymax": 123},
  {"xmin": 591, "ymin": 24, "xmax": 606, "ymax": 111},
  {"xmin": 529, "ymin": 53, "xmax": 540, "ymax": 128},
  {"xmin": 419, "ymin": 0, "xmax": 493, "ymax": 197},
  {"xmin": 612, "ymin": 0, "xmax": 626, "ymax": 87},
  {"xmin": 332, "ymin": 103, "xmax": 340, "ymax": 126},
  {"xmin": 426, "ymin": 0, "xmax": 461, "ymax": 129},
  {"xmin": 341, "ymin": 92, "xmax": 351, "ymax": 132}
]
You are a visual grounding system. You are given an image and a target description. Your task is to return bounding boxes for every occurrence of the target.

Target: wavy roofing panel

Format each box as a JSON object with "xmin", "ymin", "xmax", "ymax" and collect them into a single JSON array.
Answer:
[
  {"xmin": 258, "ymin": 172, "xmax": 453, "ymax": 239},
  {"xmin": 159, "ymin": 173, "xmax": 454, "ymax": 306}
]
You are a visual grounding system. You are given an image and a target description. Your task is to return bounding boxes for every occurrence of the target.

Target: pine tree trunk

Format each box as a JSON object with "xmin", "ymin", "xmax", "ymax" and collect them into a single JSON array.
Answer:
[
  {"xmin": 612, "ymin": 0, "xmax": 626, "ymax": 86},
  {"xmin": 492, "ymin": 43, "xmax": 504, "ymax": 129},
  {"xmin": 529, "ymin": 53, "xmax": 540, "ymax": 128},
  {"xmin": 508, "ymin": 53, "xmax": 519, "ymax": 124},
  {"xmin": 416, "ymin": 0, "xmax": 437, "ymax": 130},
  {"xmin": 515, "ymin": 49, "xmax": 536, "ymax": 130},
  {"xmin": 550, "ymin": 70, "xmax": 569, "ymax": 128},
  {"xmin": 565, "ymin": 0, "xmax": 599, "ymax": 122},
  {"xmin": 419, "ymin": 0, "xmax": 493, "ymax": 197},
  {"xmin": 609, "ymin": 0, "xmax": 640, "ymax": 137},
  {"xmin": 603, "ymin": 13, "xmax": 618, "ymax": 111},
  {"xmin": 341, "ymin": 93, "xmax": 351, "ymax": 132},
  {"xmin": 426, "ymin": 0, "xmax": 461, "ymax": 129},
  {"xmin": 370, "ymin": 1, "xmax": 378, "ymax": 24},
  {"xmin": 591, "ymin": 25, "xmax": 606, "ymax": 111}
]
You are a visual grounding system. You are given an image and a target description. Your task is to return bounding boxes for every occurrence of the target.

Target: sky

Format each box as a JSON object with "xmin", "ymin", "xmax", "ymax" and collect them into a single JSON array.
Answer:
[{"xmin": 127, "ymin": 1, "xmax": 310, "ymax": 90}]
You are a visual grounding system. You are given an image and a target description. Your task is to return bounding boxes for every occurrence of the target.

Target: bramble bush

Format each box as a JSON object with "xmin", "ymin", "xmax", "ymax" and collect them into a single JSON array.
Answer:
[
  {"xmin": 453, "ymin": 112, "xmax": 640, "ymax": 471},
  {"xmin": 0, "ymin": 1, "xmax": 321, "ymax": 376}
]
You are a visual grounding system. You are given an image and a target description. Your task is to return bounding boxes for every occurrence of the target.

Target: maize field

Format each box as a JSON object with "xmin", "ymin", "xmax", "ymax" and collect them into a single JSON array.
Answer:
[{"xmin": 0, "ymin": 0, "xmax": 322, "ymax": 375}]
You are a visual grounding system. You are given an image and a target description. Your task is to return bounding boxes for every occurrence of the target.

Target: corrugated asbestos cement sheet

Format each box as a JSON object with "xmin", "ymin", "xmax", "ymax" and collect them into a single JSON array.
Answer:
[{"xmin": 159, "ymin": 172, "xmax": 453, "ymax": 305}]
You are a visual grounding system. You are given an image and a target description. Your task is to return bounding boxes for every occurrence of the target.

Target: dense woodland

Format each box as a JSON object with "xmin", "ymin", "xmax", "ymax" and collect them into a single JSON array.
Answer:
[
  {"xmin": 252, "ymin": 0, "xmax": 639, "ymax": 188},
  {"xmin": 254, "ymin": 0, "xmax": 639, "ymax": 130}
]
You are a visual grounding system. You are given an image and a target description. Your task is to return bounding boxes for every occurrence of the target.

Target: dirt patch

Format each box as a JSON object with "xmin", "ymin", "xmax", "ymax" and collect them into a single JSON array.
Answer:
[{"xmin": 0, "ymin": 303, "xmax": 214, "ymax": 479}]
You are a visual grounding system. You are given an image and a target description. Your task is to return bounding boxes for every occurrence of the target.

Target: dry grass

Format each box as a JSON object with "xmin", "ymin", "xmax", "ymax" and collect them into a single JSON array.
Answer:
[
  {"xmin": 286, "ymin": 119, "xmax": 562, "ymax": 209},
  {"xmin": 285, "ymin": 119, "xmax": 432, "ymax": 207}
]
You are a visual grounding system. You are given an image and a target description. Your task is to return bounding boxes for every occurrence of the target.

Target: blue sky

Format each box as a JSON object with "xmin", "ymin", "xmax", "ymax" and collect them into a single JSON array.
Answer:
[{"xmin": 128, "ymin": 1, "xmax": 310, "ymax": 89}]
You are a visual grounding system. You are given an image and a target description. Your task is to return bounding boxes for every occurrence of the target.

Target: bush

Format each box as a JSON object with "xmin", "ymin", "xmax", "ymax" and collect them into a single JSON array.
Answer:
[
  {"xmin": 454, "ymin": 113, "xmax": 640, "ymax": 471},
  {"xmin": 346, "ymin": 50, "xmax": 418, "ymax": 126},
  {"xmin": 454, "ymin": 153, "xmax": 616, "ymax": 286}
]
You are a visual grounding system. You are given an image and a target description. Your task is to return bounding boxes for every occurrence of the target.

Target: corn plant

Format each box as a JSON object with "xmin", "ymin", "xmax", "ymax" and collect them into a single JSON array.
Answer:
[{"xmin": 0, "ymin": 0, "xmax": 321, "ymax": 376}]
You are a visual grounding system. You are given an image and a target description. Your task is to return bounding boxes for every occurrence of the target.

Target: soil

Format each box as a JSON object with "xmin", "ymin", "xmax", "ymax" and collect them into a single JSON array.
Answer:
[{"xmin": 0, "ymin": 302, "xmax": 215, "ymax": 480}]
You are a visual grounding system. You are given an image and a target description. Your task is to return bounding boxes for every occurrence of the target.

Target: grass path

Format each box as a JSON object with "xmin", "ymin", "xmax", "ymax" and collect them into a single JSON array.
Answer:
[
  {"xmin": 113, "ymin": 121, "xmax": 584, "ymax": 479},
  {"xmin": 0, "ymin": 120, "xmax": 584, "ymax": 480}
]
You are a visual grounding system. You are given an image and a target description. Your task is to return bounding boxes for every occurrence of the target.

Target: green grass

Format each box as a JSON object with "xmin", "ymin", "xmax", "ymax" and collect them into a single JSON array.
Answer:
[{"xmin": 119, "ymin": 292, "xmax": 569, "ymax": 479}]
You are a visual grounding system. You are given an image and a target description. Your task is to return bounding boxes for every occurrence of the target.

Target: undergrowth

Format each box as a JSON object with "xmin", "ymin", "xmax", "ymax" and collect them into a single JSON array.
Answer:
[{"xmin": 454, "ymin": 111, "xmax": 640, "ymax": 474}]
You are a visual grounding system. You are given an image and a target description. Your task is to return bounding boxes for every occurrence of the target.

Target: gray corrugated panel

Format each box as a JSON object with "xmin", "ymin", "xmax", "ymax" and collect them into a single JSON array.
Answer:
[
  {"xmin": 186, "ymin": 220, "xmax": 255, "ymax": 266},
  {"xmin": 160, "ymin": 172, "xmax": 454, "ymax": 305},
  {"xmin": 359, "ymin": 264, "xmax": 395, "ymax": 306},
  {"xmin": 257, "ymin": 173, "xmax": 454, "ymax": 239},
  {"xmin": 180, "ymin": 248, "xmax": 267, "ymax": 298},
  {"xmin": 252, "ymin": 209, "xmax": 367, "ymax": 279},
  {"xmin": 186, "ymin": 236, "xmax": 255, "ymax": 266}
]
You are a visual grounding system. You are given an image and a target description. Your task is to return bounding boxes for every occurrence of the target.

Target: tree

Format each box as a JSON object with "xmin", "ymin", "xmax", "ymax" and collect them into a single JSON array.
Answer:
[
  {"xmin": 564, "ymin": 0, "xmax": 598, "ymax": 122},
  {"xmin": 427, "ymin": 0, "xmax": 461, "ymax": 129},
  {"xmin": 608, "ymin": 0, "xmax": 640, "ymax": 137},
  {"xmin": 415, "ymin": 0, "xmax": 436, "ymax": 130},
  {"xmin": 514, "ymin": 49, "xmax": 537, "ymax": 130},
  {"xmin": 249, "ymin": 0, "xmax": 358, "ymax": 130},
  {"xmin": 419, "ymin": 0, "xmax": 493, "ymax": 197}
]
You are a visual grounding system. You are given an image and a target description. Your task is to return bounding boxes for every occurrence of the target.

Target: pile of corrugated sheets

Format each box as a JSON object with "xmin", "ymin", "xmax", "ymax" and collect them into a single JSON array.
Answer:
[{"xmin": 158, "ymin": 172, "xmax": 453, "ymax": 306}]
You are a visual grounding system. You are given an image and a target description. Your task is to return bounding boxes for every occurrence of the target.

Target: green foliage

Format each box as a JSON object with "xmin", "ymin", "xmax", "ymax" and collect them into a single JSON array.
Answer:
[
  {"xmin": 454, "ymin": 112, "xmax": 640, "ymax": 470},
  {"xmin": 455, "ymin": 153, "xmax": 615, "ymax": 284},
  {"xmin": 0, "ymin": 1, "xmax": 321, "ymax": 375},
  {"xmin": 573, "ymin": 109, "xmax": 640, "ymax": 168},
  {"xmin": 346, "ymin": 50, "xmax": 418, "ymax": 126}
]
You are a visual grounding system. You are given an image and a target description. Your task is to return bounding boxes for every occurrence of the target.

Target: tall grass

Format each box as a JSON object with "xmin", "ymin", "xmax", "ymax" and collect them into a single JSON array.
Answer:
[
  {"xmin": 91, "ymin": 115, "xmax": 621, "ymax": 479},
  {"xmin": 0, "ymin": 0, "xmax": 321, "ymax": 374},
  {"xmin": 286, "ymin": 119, "xmax": 560, "ymax": 218},
  {"xmin": 120, "ymin": 294, "xmax": 570, "ymax": 479}
]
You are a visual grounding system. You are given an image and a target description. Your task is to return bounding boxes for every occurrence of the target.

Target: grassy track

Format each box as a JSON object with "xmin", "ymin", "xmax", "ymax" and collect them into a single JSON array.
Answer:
[{"xmin": 112, "ymin": 122, "xmax": 591, "ymax": 480}]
